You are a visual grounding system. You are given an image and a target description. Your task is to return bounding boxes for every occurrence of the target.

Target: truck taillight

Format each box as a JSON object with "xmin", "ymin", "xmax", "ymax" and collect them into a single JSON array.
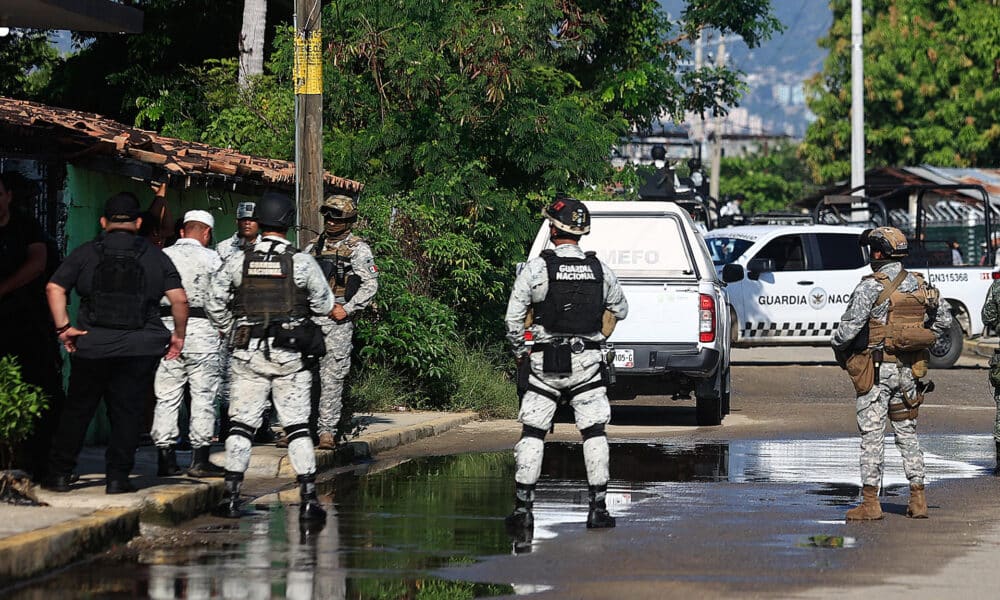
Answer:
[{"xmin": 699, "ymin": 294, "xmax": 715, "ymax": 343}]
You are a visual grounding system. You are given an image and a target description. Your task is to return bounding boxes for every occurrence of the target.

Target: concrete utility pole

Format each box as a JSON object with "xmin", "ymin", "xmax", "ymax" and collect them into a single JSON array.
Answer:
[
  {"xmin": 708, "ymin": 37, "xmax": 726, "ymax": 203},
  {"xmin": 850, "ymin": 0, "xmax": 865, "ymax": 194},
  {"xmin": 692, "ymin": 29, "xmax": 704, "ymax": 153},
  {"xmin": 294, "ymin": 0, "xmax": 323, "ymax": 242}
]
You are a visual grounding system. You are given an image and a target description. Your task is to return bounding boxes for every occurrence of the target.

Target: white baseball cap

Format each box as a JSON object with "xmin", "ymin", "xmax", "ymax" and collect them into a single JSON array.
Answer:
[{"xmin": 183, "ymin": 209, "xmax": 215, "ymax": 229}]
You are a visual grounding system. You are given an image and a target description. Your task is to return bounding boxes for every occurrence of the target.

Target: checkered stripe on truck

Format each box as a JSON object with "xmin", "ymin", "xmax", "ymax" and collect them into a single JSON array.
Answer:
[{"xmin": 743, "ymin": 322, "xmax": 839, "ymax": 338}]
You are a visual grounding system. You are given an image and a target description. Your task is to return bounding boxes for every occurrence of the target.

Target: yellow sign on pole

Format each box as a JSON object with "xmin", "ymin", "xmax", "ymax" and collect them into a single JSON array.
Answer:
[{"xmin": 294, "ymin": 29, "xmax": 322, "ymax": 95}]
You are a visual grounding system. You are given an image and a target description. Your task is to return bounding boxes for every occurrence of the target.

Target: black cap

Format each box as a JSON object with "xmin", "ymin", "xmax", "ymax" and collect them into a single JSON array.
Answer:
[{"xmin": 104, "ymin": 192, "xmax": 141, "ymax": 223}]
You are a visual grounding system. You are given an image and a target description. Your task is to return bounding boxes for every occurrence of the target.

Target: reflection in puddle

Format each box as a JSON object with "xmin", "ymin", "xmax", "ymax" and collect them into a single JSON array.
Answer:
[{"xmin": 6, "ymin": 434, "xmax": 992, "ymax": 598}]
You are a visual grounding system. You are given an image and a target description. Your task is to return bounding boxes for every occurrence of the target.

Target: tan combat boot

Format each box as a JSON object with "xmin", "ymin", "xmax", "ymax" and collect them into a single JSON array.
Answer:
[
  {"xmin": 846, "ymin": 485, "xmax": 883, "ymax": 521},
  {"xmin": 906, "ymin": 483, "xmax": 928, "ymax": 518},
  {"xmin": 316, "ymin": 432, "xmax": 336, "ymax": 450}
]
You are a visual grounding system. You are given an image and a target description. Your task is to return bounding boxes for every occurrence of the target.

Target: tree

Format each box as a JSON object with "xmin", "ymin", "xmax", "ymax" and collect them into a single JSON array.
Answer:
[
  {"xmin": 720, "ymin": 143, "xmax": 816, "ymax": 213},
  {"xmin": 238, "ymin": 0, "xmax": 268, "ymax": 88},
  {"xmin": 800, "ymin": 0, "xmax": 1000, "ymax": 184},
  {"xmin": 0, "ymin": 30, "xmax": 59, "ymax": 99}
]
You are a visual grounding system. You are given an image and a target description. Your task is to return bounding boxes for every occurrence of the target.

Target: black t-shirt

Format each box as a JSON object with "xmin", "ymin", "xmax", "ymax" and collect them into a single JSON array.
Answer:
[
  {"xmin": 50, "ymin": 230, "xmax": 183, "ymax": 358},
  {"xmin": 0, "ymin": 211, "xmax": 47, "ymax": 319}
]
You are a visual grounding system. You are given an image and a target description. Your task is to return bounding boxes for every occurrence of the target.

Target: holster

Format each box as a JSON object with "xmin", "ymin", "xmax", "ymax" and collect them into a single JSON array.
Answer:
[
  {"xmin": 516, "ymin": 358, "xmax": 530, "ymax": 405},
  {"xmin": 845, "ymin": 350, "xmax": 876, "ymax": 395}
]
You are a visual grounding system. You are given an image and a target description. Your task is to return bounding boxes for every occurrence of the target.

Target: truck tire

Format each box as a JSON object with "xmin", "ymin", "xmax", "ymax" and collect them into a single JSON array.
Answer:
[
  {"xmin": 696, "ymin": 395, "xmax": 722, "ymax": 426},
  {"xmin": 928, "ymin": 319, "xmax": 963, "ymax": 369},
  {"xmin": 720, "ymin": 366, "xmax": 731, "ymax": 415}
]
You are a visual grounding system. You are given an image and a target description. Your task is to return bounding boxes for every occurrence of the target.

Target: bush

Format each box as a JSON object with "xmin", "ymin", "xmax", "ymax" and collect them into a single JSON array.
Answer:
[{"xmin": 0, "ymin": 356, "xmax": 49, "ymax": 468}]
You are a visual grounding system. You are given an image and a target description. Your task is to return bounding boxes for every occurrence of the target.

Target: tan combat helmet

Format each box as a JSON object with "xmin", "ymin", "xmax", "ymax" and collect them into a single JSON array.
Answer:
[
  {"xmin": 320, "ymin": 194, "xmax": 358, "ymax": 221},
  {"xmin": 861, "ymin": 226, "xmax": 909, "ymax": 259}
]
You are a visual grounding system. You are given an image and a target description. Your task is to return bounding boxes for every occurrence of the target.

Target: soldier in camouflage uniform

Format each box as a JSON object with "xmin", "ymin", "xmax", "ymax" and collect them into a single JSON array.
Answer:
[
  {"xmin": 832, "ymin": 227, "xmax": 952, "ymax": 521},
  {"xmin": 980, "ymin": 278, "xmax": 1000, "ymax": 474},
  {"xmin": 207, "ymin": 192, "xmax": 333, "ymax": 523},
  {"xmin": 152, "ymin": 210, "xmax": 226, "ymax": 478},
  {"xmin": 305, "ymin": 194, "xmax": 378, "ymax": 450},
  {"xmin": 504, "ymin": 197, "xmax": 628, "ymax": 540},
  {"xmin": 217, "ymin": 201, "xmax": 261, "ymax": 260}
]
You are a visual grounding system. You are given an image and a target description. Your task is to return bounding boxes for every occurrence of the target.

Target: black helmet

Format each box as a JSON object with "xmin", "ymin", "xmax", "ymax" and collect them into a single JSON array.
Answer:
[
  {"xmin": 542, "ymin": 196, "xmax": 591, "ymax": 236},
  {"xmin": 256, "ymin": 191, "xmax": 296, "ymax": 230},
  {"xmin": 860, "ymin": 226, "xmax": 909, "ymax": 259}
]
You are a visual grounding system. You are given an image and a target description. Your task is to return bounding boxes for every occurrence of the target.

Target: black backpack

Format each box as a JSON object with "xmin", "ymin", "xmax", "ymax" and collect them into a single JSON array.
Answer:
[{"xmin": 86, "ymin": 237, "xmax": 149, "ymax": 329}]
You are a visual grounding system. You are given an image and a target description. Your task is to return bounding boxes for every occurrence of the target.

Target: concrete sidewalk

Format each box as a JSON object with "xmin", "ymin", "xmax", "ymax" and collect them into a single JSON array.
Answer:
[
  {"xmin": 965, "ymin": 335, "xmax": 999, "ymax": 359},
  {"xmin": 0, "ymin": 410, "xmax": 476, "ymax": 585}
]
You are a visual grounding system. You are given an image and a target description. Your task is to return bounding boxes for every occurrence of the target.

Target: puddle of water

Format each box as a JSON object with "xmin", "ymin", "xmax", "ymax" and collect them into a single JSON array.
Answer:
[{"xmin": 5, "ymin": 434, "xmax": 993, "ymax": 598}]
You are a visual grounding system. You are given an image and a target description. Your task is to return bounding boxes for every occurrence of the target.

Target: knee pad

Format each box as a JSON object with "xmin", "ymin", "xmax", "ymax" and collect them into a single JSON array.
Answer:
[
  {"xmin": 521, "ymin": 424, "xmax": 548, "ymax": 441},
  {"xmin": 284, "ymin": 422, "xmax": 312, "ymax": 443},
  {"xmin": 228, "ymin": 420, "xmax": 256, "ymax": 441},
  {"xmin": 580, "ymin": 423, "xmax": 606, "ymax": 441}
]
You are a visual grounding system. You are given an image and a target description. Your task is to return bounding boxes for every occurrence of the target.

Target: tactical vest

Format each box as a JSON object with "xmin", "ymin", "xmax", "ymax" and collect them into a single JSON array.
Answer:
[
  {"xmin": 85, "ymin": 236, "xmax": 151, "ymax": 330},
  {"xmin": 867, "ymin": 270, "xmax": 939, "ymax": 356},
  {"xmin": 313, "ymin": 234, "xmax": 362, "ymax": 301},
  {"xmin": 532, "ymin": 249, "xmax": 604, "ymax": 335},
  {"xmin": 233, "ymin": 244, "xmax": 311, "ymax": 321}
]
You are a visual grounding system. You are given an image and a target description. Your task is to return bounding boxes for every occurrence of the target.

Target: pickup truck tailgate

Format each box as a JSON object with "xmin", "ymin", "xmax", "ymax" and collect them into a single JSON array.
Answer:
[{"xmin": 610, "ymin": 283, "xmax": 700, "ymax": 344}]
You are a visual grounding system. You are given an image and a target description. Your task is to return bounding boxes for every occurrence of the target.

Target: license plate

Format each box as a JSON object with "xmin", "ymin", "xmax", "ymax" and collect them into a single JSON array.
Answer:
[{"xmin": 613, "ymin": 349, "xmax": 634, "ymax": 368}]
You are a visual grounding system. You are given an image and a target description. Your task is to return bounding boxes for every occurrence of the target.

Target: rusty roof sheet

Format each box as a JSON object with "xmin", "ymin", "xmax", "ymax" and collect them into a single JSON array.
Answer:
[{"xmin": 0, "ymin": 97, "xmax": 362, "ymax": 193}]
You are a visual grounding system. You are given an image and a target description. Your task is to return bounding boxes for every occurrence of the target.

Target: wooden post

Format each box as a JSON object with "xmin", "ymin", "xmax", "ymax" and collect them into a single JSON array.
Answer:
[{"xmin": 294, "ymin": 0, "xmax": 323, "ymax": 245}]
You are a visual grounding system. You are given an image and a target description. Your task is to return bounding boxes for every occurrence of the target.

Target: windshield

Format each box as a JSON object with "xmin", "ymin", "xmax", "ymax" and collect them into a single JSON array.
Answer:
[{"xmin": 705, "ymin": 237, "xmax": 755, "ymax": 265}]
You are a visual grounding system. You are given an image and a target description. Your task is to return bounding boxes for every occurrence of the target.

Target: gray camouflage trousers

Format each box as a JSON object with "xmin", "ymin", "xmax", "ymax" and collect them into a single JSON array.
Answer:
[
  {"xmin": 856, "ymin": 362, "xmax": 925, "ymax": 487},
  {"xmin": 225, "ymin": 342, "xmax": 316, "ymax": 476},
  {"xmin": 516, "ymin": 349, "xmax": 610, "ymax": 487},
  {"xmin": 152, "ymin": 352, "xmax": 221, "ymax": 449},
  {"xmin": 316, "ymin": 317, "xmax": 353, "ymax": 435}
]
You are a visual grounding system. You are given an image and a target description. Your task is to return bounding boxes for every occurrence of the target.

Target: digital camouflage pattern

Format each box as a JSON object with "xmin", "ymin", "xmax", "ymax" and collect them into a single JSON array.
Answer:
[
  {"xmin": 152, "ymin": 238, "xmax": 224, "ymax": 450},
  {"xmin": 833, "ymin": 261, "xmax": 952, "ymax": 488},
  {"xmin": 206, "ymin": 236, "xmax": 334, "ymax": 476},
  {"xmin": 981, "ymin": 279, "xmax": 1000, "ymax": 441},
  {"xmin": 505, "ymin": 243, "xmax": 628, "ymax": 488}
]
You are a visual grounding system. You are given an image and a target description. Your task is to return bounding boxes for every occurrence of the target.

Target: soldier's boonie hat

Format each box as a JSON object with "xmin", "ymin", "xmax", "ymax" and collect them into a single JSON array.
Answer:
[
  {"xmin": 320, "ymin": 194, "xmax": 358, "ymax": 221},
  {"xmin": 236, "ymin": 202, "xmax": 257, "ymax": 220},
  {"xmin": 183, "ymin": 209, "xmax": 215, "ymax": 229},
  {"xmin": 104, "ymin": 192, "xmax": 141, "ymax": 223},
  {"xmin": 542, "ymin": 196, "xmax": 591, "ymax": 235},
  {"xmin": 861, "ymin": 226, "xmax": 909, "ymax": 258}
]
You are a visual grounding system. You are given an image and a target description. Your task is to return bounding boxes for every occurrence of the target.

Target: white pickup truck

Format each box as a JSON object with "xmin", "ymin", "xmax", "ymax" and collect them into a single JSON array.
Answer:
[
  {"xmin": 705, "ymin": 223, "xmax": 994, "ymax": 368},
  {"xmin": 525, "ymin": 201, "xmax": 732, "ymax": 425}
]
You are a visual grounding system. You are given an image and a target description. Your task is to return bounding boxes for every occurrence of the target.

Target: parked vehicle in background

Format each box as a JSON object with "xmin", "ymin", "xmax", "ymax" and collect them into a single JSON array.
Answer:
[{"xmin": 525, "ymin": 201, "xmax": 732, "ymax": 425}]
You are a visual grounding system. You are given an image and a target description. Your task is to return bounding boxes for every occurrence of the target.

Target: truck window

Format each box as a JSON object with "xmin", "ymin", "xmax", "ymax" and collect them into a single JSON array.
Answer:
[
  {"xmin": 581, "ymin": 215, "xmax": 694, "ymax": 278},
  {"xmin": 706, "ymin": 237, "xmax": 754, "ymax": 265},
  {"xmin": 756, "ymin": 234, "xmax": 807, "ymax": 271},
  {"xmin": 814, "ymin": 233, "xmax": 866, "ymax": 269}
]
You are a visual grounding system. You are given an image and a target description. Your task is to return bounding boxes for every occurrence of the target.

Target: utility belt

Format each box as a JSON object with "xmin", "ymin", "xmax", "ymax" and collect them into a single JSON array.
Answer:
[
  {"xmin": 528, "ymin": 339, "xmax": 602, "ymax": 376},
  {"xmin": 531, "ymin": 341, "xmax": 602, "ymax": 353},
  {"xmin": 160, "ymin": 306, "xmax": 207, "ymax": 319},
  {"xmin": 230, "ymin": 319, "xmax": 326, "ymax": 357}
]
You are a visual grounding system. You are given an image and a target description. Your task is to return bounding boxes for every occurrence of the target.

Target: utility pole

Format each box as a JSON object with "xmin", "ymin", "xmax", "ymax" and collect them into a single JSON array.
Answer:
[
  {"xmin": 692, "ymin": 29, "xmax": 704, "ymax": 154},
  {"xmin": 294, "ymin": 0, "xmax": 323, "ymax": 243},
  {"xmin": 708, "ymin": 36, "xmax": 725, "ymax": 203},
  {"xmin": 850, "ymin": 0, "xmax": 865, "ymax": 195}
]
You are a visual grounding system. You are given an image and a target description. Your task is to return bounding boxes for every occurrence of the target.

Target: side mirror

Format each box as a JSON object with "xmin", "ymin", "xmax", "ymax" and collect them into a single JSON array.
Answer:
[
  {"xmin": 746, "ymin": 257, "xmax": 775, "ymax": 280},
  {"xmin": 721, "ymin": 263, "xmax": 745, "ymax": 283}
]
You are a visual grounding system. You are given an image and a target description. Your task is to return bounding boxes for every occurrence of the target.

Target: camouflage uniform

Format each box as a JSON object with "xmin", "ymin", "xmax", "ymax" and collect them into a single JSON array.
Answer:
[
  {"xmin": 216, "ymin": 231, "xmax": 261, "ymax": 261},
  {"xmin": 505, "ymin": 243, "xmax": 628, "ymax": 490},
  {"xmin": 206, "ymin": 236, "xmax": 333, "ymax": 477},
  {"xmin": 981, "ymin": 279, "xmax": 1000, "ymax": 442},
  {"xmin": 152, "ymin": 238, "xmax": 223, "ymax": 450},
  {"xmin": 833, "ymin": 261, "xmax": 952, "ymax": 488}
]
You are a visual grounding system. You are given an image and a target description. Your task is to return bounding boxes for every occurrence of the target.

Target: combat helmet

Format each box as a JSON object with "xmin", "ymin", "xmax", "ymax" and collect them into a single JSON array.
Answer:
[
  {"xmin": 320, "ymin": 194, "xmax": 358, "ymax": 222},
  {"xmin": 542, "ymin": 196, "xmax": 591, "ymax": 236},
  {"xmin": 255, "ymin": 191, "xmax": 296, "ymax": 230},
  {"xmin": 860, "ymin": 226, "xmax": 909, "ymax": 259}
]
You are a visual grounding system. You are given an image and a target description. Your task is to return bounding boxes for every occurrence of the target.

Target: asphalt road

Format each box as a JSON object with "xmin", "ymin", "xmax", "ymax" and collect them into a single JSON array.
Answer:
[{"xmin": 381, "ymin": 347, "xmax": 1000, "ymax": 599}]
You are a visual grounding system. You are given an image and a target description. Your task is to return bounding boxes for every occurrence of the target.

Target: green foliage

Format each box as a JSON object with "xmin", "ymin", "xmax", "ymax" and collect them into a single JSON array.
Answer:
[
  {"xmin": 0, "ymin": 30, "xmax": 59, "ymax": 98},
  {"xmin": 0, "ymin": 356, "xmax": 49, "ymax": 467},
  {"xmin": 720, "ymin": 143, "xmax": 817, "ymax": 212},
  {"xmin": 801, "ymin": 0, "xmax": 1000, "ymax": 183}
]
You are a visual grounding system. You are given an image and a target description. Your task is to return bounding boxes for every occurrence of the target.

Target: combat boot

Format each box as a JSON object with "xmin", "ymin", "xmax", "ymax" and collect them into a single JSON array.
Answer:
[
  {"xmin": 994, "ymin": 442, "xmax": 1000, "ymax": 476},
  {"xmin": 213, "ymin": 471, "xmax": 244, "ymax": 518},
  {"xmin": 157, "ymin": 446, "xmax": 182, "ymax": 477},
  {"xmin": 298, "ymin": 474, "xmax": 327, "ymax": 523},
  {"xmin": 845, "ymin": 485, "xmax": 883, "ymax": 521},
  {"xmin": 187, "ymin": 446, "xmax": 226, "ymax": 478},
  {"xmin": 906, "ymin": 483, "xmax": 928, "ymax": 519},
  {"xmin": 586, "ymin": 485, "xmax": 616, "ymax": 529},
  {"xmin": 504, "ymin": 482, "xmax": 535, "ymax": 540},
  {"xmin": 316, "ymin": 432, "xmax": 336, "ymax": 450}
]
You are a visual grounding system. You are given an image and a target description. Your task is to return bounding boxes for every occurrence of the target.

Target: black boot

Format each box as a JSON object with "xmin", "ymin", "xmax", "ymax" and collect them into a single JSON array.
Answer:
[
  {"xmin": 187, "ymin": 446, "xmax": 226, "ymax": 478},
  {"xmin": 586, "ymin": 485, "xmax": 616, "ymax": 529},
  {"xmin": 504, "ymin": 482, "xmax": 535, "ymax": 542},
  {"xmin": 298, "ymin": 474, "xmax": 327, "ymax": 523},
  {"xmin": 213, "ymin": 471, "xmax": 244, "ymax": 518},
  {"xmin": 157, "ymin": 446, "xmax": 182, "ymax": 477},
  {"xmin": 994, "ymin": 441, "xmax": 1000, "ymax": 476}
]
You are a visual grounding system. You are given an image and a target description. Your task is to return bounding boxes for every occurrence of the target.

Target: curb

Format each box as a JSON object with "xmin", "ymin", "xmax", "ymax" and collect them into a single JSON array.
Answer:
[
  {"xmin": 965, "ymin": 338, "xmax": 998, "ymax": 359},
  {"xmin": 0, "ymin": 508, "xmax": 139, "ymax": 584},
  {"xmin": 343, "ymin": 412, "xmax": 479, "ymax": 462}
]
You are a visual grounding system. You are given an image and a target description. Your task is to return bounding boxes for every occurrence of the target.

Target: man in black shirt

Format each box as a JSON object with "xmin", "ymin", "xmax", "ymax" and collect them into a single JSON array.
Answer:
[
  {"xmin": 43, "ymin": 192, "xmax": 190, "ymax": 494},
  {"xmin": 0, "ymin": 172, "xmax": 65, "ymax": 479}
]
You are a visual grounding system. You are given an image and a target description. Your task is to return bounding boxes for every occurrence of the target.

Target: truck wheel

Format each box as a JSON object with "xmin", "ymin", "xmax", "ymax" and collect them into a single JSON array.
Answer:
[
  {"xmin": 696, "ymin": 395, "xmax": 722, "ymax": 426},
  {"xmin": 928, "ymin": 319, "xmax": 963, "ymax": 369},
  {"xmin": 729, "ymin": 309, "xmax": 739, "ymax": 345},
  {"xmin": 720, "ymin": 367, "xmax": 731, "ymax": 415}
]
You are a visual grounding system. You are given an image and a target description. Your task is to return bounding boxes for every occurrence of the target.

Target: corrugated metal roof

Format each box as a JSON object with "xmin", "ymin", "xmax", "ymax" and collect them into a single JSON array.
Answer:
[{"xmin": 0, "ymin": 97, "xmax": 363, "ymax": 193}]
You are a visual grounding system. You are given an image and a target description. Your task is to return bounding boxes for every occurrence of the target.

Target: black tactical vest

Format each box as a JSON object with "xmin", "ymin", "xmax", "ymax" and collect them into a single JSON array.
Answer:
[
  {"xmin": 313, "ymin": 234, "xmax": 362, "ymax": 301},
  {"xmin": 233, "ymin": 243, "xmax": 311, "ymax": 321},
  {"xmin": 85, "ymin": 236, "xmax": 151, "ymax": 330},
  {"xmin": 532, "ymin": 249, "xmax": 604, "ymax": 334}
]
